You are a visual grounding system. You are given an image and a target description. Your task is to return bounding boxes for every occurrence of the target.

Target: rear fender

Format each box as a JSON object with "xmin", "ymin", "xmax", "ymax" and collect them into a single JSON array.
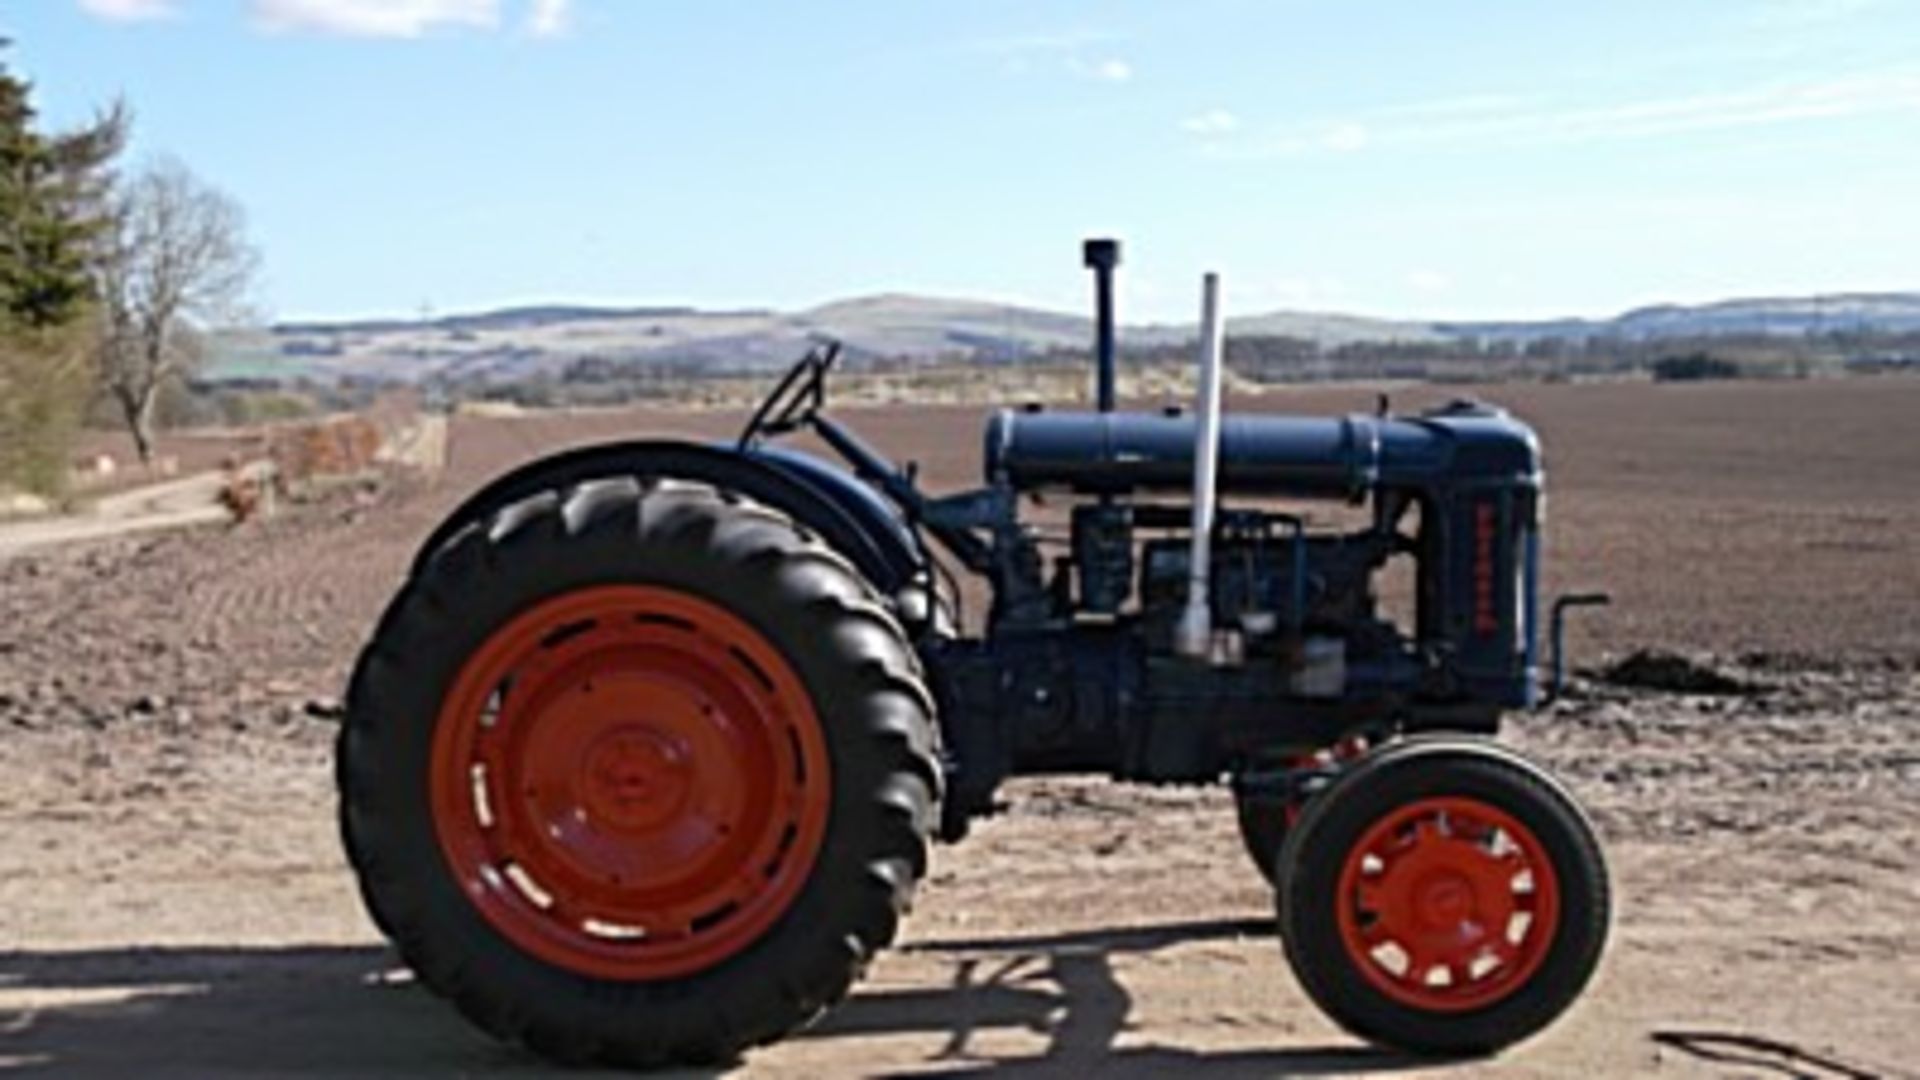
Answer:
[{"xmin": 410, "ymin": 439, "xmax": 923, "ymax": 594}]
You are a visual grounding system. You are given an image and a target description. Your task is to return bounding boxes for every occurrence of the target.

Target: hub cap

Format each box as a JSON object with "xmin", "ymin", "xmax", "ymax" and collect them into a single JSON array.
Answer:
[
  {"xmin": 1335, "ymin": 796, "xmax": 1561, "ymax": 1012},
  {"xmin": 429, "ymin": 585, "xmax": 830, "ymax": 981}
]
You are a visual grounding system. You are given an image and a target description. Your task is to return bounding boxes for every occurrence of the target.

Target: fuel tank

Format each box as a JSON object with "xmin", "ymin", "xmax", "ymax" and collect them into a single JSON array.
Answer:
[{"xmin": 982, "ymin": 399, "xmax": 1540, "ymax": 498}]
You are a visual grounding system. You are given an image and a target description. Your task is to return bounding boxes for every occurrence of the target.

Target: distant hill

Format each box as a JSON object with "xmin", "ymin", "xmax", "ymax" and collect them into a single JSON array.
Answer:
[
  {"xmin": 1443, "ymin": 294, "xmax": 1920, "ymax": 343},
  {"xmin": 213, "ymin": 290, "xmax": 1920, "ymax": 384},
  {"xmin": 273, "ymin": 305, "xmax": 719, "ymax": 337}
]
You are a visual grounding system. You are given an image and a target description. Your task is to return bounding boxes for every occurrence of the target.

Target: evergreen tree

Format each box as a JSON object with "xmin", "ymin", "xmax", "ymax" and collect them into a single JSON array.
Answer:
[
  {"xmin": 0, "ymin": 48, "xmax": 125, "ymax": 329},
  {"xmin": 0, "ymin": 44, "xmax": 126, "ymax": 495}
]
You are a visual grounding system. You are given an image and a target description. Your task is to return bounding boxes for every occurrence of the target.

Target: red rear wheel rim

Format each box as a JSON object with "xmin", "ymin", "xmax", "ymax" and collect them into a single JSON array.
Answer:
[
  {"xmin": 1335, "ymin": 796, "xmax": 1561, "ymax": 1012},
  {"xmin": 429, "ymin": 585, "xmax": 831, "ymax": 981}
]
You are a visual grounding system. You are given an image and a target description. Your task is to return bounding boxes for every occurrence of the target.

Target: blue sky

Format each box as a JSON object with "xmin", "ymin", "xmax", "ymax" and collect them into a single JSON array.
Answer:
[{"xmin": 9, "ymin": 0, "xmax": 1920, "ymax": 322}]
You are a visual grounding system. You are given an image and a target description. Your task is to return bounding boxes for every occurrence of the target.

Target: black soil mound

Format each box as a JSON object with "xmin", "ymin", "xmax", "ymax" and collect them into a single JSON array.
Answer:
[{"xmin": 1597, "ymin": 649, "xmax": 1760, "ymax": 695}]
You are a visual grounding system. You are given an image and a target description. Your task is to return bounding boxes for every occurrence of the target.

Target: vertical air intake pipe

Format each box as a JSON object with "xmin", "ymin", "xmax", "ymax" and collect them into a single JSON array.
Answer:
[
  {"xmin": 1083, "ymin": 238, "xmax": 1121, "ymax": 412},
  {"xmin": 1174, "ymin": 271, "xmax": 1226, "ymax": 660}
]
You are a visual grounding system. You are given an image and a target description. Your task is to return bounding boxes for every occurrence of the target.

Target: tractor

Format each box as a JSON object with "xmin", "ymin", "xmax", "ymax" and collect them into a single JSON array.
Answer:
[{"xmin": 338, "ymin": 240, "xmax": 1612, "ymax": 1067}]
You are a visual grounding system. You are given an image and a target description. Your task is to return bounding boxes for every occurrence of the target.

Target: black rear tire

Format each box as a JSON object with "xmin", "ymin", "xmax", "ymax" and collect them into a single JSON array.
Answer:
[
  {"xmin": 1234, "ymin": 792, "xmax": 1291, "ymax": 888},
  {"xmin": 338, "ymin": 479, "xmax": 940, "ymax": 1069},
  {"xmin": 1277, "ymin": 738, "xmax": 1609, "ymax": 1056}
]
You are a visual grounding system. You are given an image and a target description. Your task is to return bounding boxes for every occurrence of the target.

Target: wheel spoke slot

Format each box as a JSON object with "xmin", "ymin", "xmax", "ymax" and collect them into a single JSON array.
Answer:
[
  {"xmin": 469, "ymin": 763, "xmax": 494, "ymax": 828},
  {"xmin": 503, "ymin": 862, "xmax": 554, "ymax": 910},
  {"xmin": 690, "ymin": 901, "xmax": 741, "ymax": 935},
  {"xmin": 728, "ymin": 646, "xmax": 775, "ymax": 693},
  {"xmin": 539, "ymin": 617, "xmax": 599, "ymax": 650}
]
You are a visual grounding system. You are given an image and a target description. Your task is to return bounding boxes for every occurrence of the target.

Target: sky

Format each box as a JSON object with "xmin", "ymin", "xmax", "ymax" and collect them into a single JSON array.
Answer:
[{"xmin": 7, "ymin": 0, "xmax": 1920, "ymax": 323}]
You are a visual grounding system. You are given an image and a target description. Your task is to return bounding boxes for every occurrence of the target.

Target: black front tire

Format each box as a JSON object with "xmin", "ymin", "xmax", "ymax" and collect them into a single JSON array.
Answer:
[{"xmin": 1276, "ymin": 738, "xmax": 1610, "ymax": 1056}]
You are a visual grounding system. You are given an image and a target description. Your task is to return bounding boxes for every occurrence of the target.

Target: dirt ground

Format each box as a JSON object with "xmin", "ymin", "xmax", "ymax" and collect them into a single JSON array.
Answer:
[{"xmin": 2, "ymin": 377, "xmax": 1916, "ymax": 1078}]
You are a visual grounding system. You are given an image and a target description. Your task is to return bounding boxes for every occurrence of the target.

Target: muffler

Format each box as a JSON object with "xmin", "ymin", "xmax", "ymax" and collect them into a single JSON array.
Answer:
[{"xmin": 1174, "ymin": 271, "xmax": 1226, "ymax": 661}]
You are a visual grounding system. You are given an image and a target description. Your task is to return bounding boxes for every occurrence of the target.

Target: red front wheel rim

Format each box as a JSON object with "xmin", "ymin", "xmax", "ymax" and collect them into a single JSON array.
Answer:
[
  {"xmin": 1335, "ymin": 796, "xmax": 1562, "ymax": 1012},
  {"xmin": 428, "ymin": 585, "xmax": 831, "ymax": 981}
]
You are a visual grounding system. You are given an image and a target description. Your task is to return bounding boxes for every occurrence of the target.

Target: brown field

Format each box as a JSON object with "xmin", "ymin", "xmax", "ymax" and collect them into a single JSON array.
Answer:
[
  {"xmin": 1, "ymin": 376, "xmax": 1916, "ymax": 1077},
  {"xmin": 437, "ymin": 376, "xmax": 1920, "ymax": 659}
]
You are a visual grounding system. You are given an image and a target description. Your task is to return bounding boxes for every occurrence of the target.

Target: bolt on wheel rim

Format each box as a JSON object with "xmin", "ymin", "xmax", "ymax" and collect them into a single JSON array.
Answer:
[
  {"xmin": 429, "ymin": 585, "xmax": 831, "ymax": 981},
  {"xmin": 1335, "ymin": 795, "xmax": 1561, "ymax": 1012}
]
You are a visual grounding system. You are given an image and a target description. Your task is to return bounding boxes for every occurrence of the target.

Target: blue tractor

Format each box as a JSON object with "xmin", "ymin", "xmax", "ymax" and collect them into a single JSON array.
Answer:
[{"xmin": 339, "ymin": 240, "xmax": 1611, "ymax": 1067}]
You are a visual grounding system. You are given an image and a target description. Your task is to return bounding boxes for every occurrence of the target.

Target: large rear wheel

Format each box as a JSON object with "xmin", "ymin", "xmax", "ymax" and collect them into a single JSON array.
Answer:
[
  {"xmin": 1236, "ymin": 740, "xmax": 1368, "ymax": 888},
  {"xmin": 1234, "ymin": 790, "xmax": 1293, "ymax": 888},
  {"xmin": 339, "ymin": 479, "xmax": 940, "ymax": 1068},
  {"xmin": 1276, "ymin": 739, "xmax": 1608, "ymax": 1056}
]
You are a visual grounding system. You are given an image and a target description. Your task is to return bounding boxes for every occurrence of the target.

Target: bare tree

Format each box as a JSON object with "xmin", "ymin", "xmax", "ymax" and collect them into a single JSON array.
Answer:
[{"xmin": 97, "ymin": 158, "xmax": 257, "ymax": 463}]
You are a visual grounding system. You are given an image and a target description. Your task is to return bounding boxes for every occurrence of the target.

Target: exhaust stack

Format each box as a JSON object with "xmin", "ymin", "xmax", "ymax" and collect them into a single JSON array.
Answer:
[
  {"xmin": 1083, "ymin": 238, "xmax": 1120, "ymax": 412},
  {"xmin": 1174, "ymin": 271, "xmax": 1227, "ymax": 660}
]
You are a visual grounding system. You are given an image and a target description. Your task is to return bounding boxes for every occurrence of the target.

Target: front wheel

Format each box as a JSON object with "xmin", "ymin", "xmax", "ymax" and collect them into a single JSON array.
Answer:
[{"xmin": 1276, "ymin": 739, "xmax": 1609, "ymax": 1056}]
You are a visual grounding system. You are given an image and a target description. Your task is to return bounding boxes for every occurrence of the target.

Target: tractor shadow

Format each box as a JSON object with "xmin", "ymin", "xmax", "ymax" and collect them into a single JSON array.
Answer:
[
  {"xmin": 0, "ymin": 944, "xmax": 532, "ymax": 1078},
  {"xmin": 815, "ymin": 916, "xmax": 1427, "ymax": 1077},
  {"xmin": 1648, "ymin": 1031, "xmax": 1893, "ymax": 1080},
  {"xmin": 0, "ymin": 919, "xmax": 1420, "ymax": 1077}
]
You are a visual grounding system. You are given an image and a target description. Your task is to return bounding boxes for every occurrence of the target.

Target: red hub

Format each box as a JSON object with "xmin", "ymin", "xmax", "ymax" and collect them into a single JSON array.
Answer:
[
  {"xmin": 429, "ymin": 585, "xmax": 831, "ymax": 981},
  {"xmin": 1335, "ymin": 796, "xmax": 1561, "ymax": 1012}
]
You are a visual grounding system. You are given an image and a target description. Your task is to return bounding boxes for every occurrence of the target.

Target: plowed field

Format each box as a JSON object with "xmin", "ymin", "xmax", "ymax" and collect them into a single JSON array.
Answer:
[{"xmin": 2, "ymin": 377, "xmax": 1916, "ymax": 1078}]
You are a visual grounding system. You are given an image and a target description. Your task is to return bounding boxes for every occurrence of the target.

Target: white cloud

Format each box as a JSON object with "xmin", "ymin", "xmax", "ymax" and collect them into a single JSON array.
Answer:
[
  {"xmin": 1064, "ymin": 55, "xmax": 1133, "ymax": 83},
  {"xmin": 966, "ymin": 29, "xmax": 1124, "ymax": 57},
  {"xmin": 250, "ymin": 0, "xmax": 499, "ymax": 38},
  {"xmin": 76, "ymin": 0, "xmax": 176, "ymax": 21},
  {"xmin": 1407, "ymin": 270, "xmax": 1452, "ymax": 294},
  {"xmin": 1752, "ymin": 0, "xmax": 1886, "ymax": 27},
  {"xmin": 1493, "ymin": 72, "xmax": 1920, "ymax": 142},
  {"xmin": 80, "ymin": 0, "xmax": 575, "ymax": 38},
  {"xmin": 1322, "ymin": 123, "xmax": 1369, "ymax": 152},
  {"xmin": 1375, "ymin": 93, "xmax": 1528, "ymax": 119},
  {"xmin": 968, "ymin": 29, "xmax": 1132, "ymax": 83},
  {"xmin": 526, "ymin": 0, "xmax": 569, "ymax": 37},
  {"xmin": 1181, "ymin": 109, "xmax": 1240, "ymax": 135},
  {"xmin": 1211, "ymin": 71, "xmax": 1920, "ymax": 159}
]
